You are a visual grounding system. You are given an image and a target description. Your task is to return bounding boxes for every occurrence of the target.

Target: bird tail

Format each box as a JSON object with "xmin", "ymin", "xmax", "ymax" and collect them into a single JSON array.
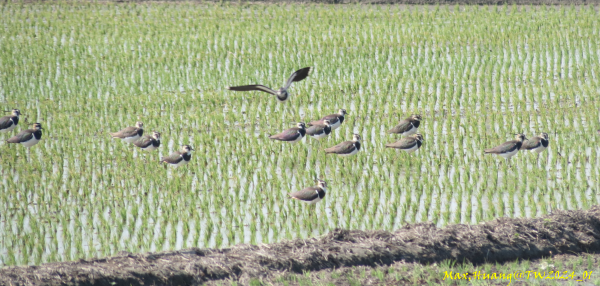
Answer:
[{"xmin": 483, "ymin": 149, "xmax": 494, "ymax": 154}]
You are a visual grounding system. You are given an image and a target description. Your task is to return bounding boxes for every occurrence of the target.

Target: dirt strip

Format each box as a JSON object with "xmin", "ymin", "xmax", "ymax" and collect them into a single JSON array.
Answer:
[{"xmin": 2, "ymin": 206, "xmax": 600, "ymax": 285}]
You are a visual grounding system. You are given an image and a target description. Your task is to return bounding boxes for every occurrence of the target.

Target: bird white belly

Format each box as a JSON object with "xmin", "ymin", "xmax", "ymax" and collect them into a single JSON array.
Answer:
[
  {"xmin": 403, "ymin": 144, "xmax": 419, "ymax": 153},
  {"xmin": 340, "ymin": 148, "xmax": 358, "ymax": 156},
  {"xmin": 531, "ymin": 146, "xmax": 547, "ymax": 153},
  {"xmin": 1, "ymin": 123, "xmax": 16, "ymax": 133},
  {"xmin": 290, "ymin": 134, "xmax": 304, "ymax": 143},
  {"xmin": 498, "ymin": 149, "xmax": 519, "ymax": 158},
  {"xmin": 173, "ymin": 160, "xmax": 188, "ymax": 168},
  {"xmin": 21, "ymin": 137, "xmax": 40, "ymax": 147},
  {"xmin": 329, "ymin": 121, "xmax": 342, "ymax": 130},
  {"xmin": 142, "ymin": 145, "xmax": 158, "ymax": 151},
  {"xmin": 312, "ymin": 132, "xmax": 328, "ymax": 139},
  {"xmin": 305, "ymin": 197, "xmax": 322, "ymax": 204},
  {"xmin": 401, "ymin": 127, "xmax": 417, "ymax": 136},
  {"xmin": 122, "ymin": 135, "xmax": 141, "ymax": 143}
]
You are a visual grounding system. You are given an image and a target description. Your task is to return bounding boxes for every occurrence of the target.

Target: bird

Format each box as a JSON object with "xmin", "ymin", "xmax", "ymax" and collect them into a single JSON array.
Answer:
[
  {"xmin": 309, "ymin": 109, "xmax": 347, "ymax": 131},
  {"xmin": 385, "ymin": 133, "xmax": 424, "ymax": 153},
  {"xmin": 324, "ymin": 134, "xmax": 361, "ymax": 156},
  {"xmin": 520, "ymin": 132, "xmax": 549, "ymax": 154},
  {"xmin": 109, "ymin": 121, "xmax": 144, "ymax": 143},
  {"xmin": 484, "ymin": 133, "xmax": 527, "ymax": 166},
  {"xmin": 388, "ymin": 114, "xmax": 423, "ymax": 136},
  {"xmin": 269, "ymin": 122, "xmax": 306, "ymax": 143},
  {"xmin": 306, "ymin": 119, "xmax": 332, "ymax": 140},
  {"xmin": 6, "ymin": 123, "xmax": 43, "ymax": 148},
  {"xmin": 227, "ymin": 67, "xmax": 311, "ymax": 101},
  {"xmin": 0, "ymin": 109, "xmax": 22, "ymax": 133},
  {"xmin": 133, "ymin": 131, "xmax": 161, "ymax": 151},
  {"xmin": 160, "ymin": 145, "xmax": 194, "ymax": 167},
  {"xmin": 288, "ymin": 179, "xmax": 327, "ymax": 205}
]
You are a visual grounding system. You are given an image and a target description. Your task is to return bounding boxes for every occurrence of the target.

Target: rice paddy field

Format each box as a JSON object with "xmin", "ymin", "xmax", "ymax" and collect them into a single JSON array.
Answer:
[{"xmin": 0, "ymin": 2, "xmax": 599, "ymax": 267}]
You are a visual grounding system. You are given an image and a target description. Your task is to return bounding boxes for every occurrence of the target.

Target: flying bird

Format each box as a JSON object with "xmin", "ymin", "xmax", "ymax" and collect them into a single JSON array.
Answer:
[{"xmin": 227, "ymin": 67, "xmax": 311, "ymax": 101}]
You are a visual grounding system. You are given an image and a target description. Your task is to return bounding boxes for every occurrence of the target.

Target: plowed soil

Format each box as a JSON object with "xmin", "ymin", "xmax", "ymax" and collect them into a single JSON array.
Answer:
[{"xmin": 2, "ymin": 206, "xmax": 600, "ymax": 285}]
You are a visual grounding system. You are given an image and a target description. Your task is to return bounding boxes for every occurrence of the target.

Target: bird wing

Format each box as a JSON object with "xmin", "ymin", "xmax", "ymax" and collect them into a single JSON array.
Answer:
[
  {"xmin": 309, "ymin": 114, "xmax": 339, "ymax": 126},
  {"xmin": 485, "ymin": 140, "xmax": 519, "ymax": 154},
  {"xmin": 284, "ymin": 67, "xmax": 311, "ymax": 89},
  {"xmin": 269, "ymin": 128, "xmax": 300, "ymax": 141},
  {"xmin": 110, "ymin": 126, "xmax": 139, "ymax": 138},
  {"xmin": 7, "ymin": 130, "xmax": 33, "ymax": 143},
  {"xmin": 387, "ymin": 120, "xmax": 413, "ymax": 134},
  {"xmin": 385, "ymin": 137, "xmax": 417, "ymax": 149},
  {"xmin": 289, "ymin": 187, "xmax": 320, "ymax": 201},
  {"xmin": 0, "ymin": 115, "xmax": 14, "ymax": 130},
  {"xmin": 133, "ymin": 136, "xmax": 153, "ymax": 148},
  {"xmin": 161, "ymin": 152, "xmax": 183, "ymax": 164},
  {"xmin": 520, "ymin": 137, "xmax": 541, "ymax": 150},
  {"xmin": 325, "ymin": 141, "xmax": 356, "ymax": 154},
  {"xmin": 227, "ymin": 85, "xmax": 277, "ymax": 95},
  {"xmin": 306, "ymin": 124, "xmax": 327, "ymax": 136}
]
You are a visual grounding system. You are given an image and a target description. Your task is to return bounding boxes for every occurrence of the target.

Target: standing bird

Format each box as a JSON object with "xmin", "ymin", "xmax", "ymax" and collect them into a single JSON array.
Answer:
[
  {"xmin": 306, "ymin": 119, "xmax": 332, "ymax": 140},
  {"xmin": 288, "ymin": 179, "xmax": 328, "ymax": 205},
  {"xmin": 109, "ymin": 121, "xmax": 144, "ymax": 143},
  {"xmin": 388, "ymin": 114, "xmax": 423, "ymax": 136},
  {"xmin": 0, "ymin": 109, "xmax": 21, "ymax": 133},
  {"xmin": 309, "ymin": 109, "xmax": 347, "ymax": 131},
  {"xmin": 385, "ymin": 133, "xmax": 424, "ymax": 153},
  {"xmin": 484, "ymin": 133, "xmax": 527, "ymax": 167},
  {"xmin": 269, "ymin": 122, "xmax": 306, "ymax": 143},
  {"xmin": 6, "ymin": 123, "xmax": 43, "ymax": 148},
  {"xmin": 520, "ymin": 132, "xmax": 549, "ymax": 154},
  {"xmin": 227, "ymin": 67, "xmax": 311, "ymax": 102},
  {"xmin": 133, "ymin": 131, "xmax": 161, "ymax": 151},
  {"xmin": 324, "ymin": 134, "xmax": 361, "ymax": 156},
  {"xmin": 160, "ymin": 145, "xmax": 194, "ymax": 167}
]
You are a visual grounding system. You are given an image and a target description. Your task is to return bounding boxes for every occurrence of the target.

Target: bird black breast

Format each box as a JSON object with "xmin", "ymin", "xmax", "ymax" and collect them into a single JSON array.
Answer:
[
  {"xmin": 416, "ymin": 141, "xmax": 422, "ymax": 148},
  {"xmin": 541, "ymin": 139, "xmax": 549, "ymax": 148},
  {"xmin": 137, "ymin": 129, "xmax": 144, "ymax": 136},
  {"xmin": 412, "ymin": 120, "xmax": 420, "ymax": 128},
  {"xmin": 354, "ymin": 141, "xmax": 361, "ymax": 151},
  {"xmin": 12, "ymin": 116, "xmax": 19, "ymax": 125},
  {"xmin": 317, "ymin": 189, "xmax": 326, "ymax": 199},
  {"xmin": 182, "ymin": 153, "xmax": 192, "ymax": 161},
  {"xmin": 33, "ymin": 130, "xmax": 43, "ymax": 140},
  {"xmin": 277, "ymin": 90, "xmax": 288, "ymax": 101},
  {"xmin": 299, "ymin": 128, "xmax": 306, "ymax": 137},
  {"xmin": 338, "ymin": 115, "xmax": 345, "ymax": 124},
  {"xmin": 513, "ymin": 141, "xmax": 523, "ymax": 151},
  {"xmin": 324, "ymin": 126, "xmax": 331, "ymax": 134},
  {"xmin": 153, "ymin": 140, "xmax": 161, "ymax": 148}
]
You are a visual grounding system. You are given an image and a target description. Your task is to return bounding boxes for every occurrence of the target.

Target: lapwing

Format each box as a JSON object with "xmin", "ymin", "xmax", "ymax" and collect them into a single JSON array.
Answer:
[
  {"xmin": 269, "ymin": 122, "xmax": 306, "ymax": 143},
  {"xmin": 227, "ymin": 67, "xmax": 311, "ymax": 101},
  {"xmin": 324, "ymin": 134, "xmax": 361, "ymax": 156},
  {"xmin": 288, "ymin": 179, "xmax": 327, "ymax": 205},
  {"xmin": 109, "ymin": 121, "xmax": 144, "ymax": 143},
  {"xmin": 6, "ymin": 123, "xmax": 43, "ymax": 148},
  {"xmin": 520, "ymin": 132, "xmax": 549, "ymax": 154},
  {"xmin": 133, "ymin": 131, "xmax": 161, "ymax": 151},
  {"xmin": 309, "ymin": 109, "xmax": 347, "ymax": 131},
  {"xmin": 160, "ymin": 145, "xmax": 193, "ymax": 167},
  {"xmin": 385, "ymin": 133, "xmax": 424, "ymax": 153},
  {"xmin": 484, "ymin": 133, "xmax": 527, "ymax": 166},
  {"xmin": 0, "ymin": 109, "xmax": 21, "ymax": 133},
  {"xmin": 306, "ymin": 119, "xmax": 332, "ymax": 140},
  {"xmin": 388, "ymin": 114, "xmax": 422, "ymax": 136}
]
